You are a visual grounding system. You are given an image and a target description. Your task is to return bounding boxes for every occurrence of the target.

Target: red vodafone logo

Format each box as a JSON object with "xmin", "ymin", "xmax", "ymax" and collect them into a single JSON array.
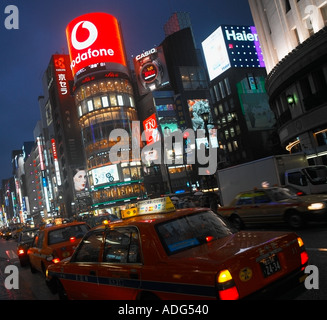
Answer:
[{"xmin": 66, "ymin": 12, "xmax": 127, "ymax": 76}]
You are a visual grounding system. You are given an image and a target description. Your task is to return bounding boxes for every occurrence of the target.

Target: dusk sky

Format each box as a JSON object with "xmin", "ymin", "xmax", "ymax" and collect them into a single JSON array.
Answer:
[{"xmin": 0, "ymin": 0, "xmax": 254, "ymax": 182}]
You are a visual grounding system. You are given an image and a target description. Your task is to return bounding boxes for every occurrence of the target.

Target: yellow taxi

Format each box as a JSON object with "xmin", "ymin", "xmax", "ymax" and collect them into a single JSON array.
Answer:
[
  {"xmin": 219, "ymin": 187, "xmax": 327, "ymax": 229},
  {"xmin": 46, "ymin": 197, "xmax": 309, "ymax": 300},
  {"xmin": 28, "ymin": 221, "xmax": 90, "ymax": 275}
]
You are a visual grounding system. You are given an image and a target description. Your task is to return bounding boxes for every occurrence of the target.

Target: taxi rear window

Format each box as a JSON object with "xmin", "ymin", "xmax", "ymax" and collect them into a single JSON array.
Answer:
[
  {"xmin": 156, "ymin": 211, "xmax": 232, "ymax": 255},
  {"xmin": 48, "ymin": 224, "xmax": 89, "ymax": 245}
]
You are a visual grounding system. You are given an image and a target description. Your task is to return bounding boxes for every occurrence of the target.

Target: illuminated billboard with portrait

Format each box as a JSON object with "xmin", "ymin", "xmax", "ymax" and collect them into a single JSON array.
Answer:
[{"xmin": 73, "ymin": 168, "xmax": 88, "ymax": 192}]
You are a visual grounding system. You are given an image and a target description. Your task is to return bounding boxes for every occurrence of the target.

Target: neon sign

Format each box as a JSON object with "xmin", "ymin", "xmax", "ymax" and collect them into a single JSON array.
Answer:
[{"xmin": 66, "ymin": 12, "xmax": 126, "ymax": 76}]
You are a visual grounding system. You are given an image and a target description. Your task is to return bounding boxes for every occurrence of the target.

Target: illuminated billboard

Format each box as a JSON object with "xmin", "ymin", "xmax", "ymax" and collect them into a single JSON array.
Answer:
[
  {"xmin": 91, "ymin": 164, "xmax": 120, "ymax": 187},
  {"xmin": 237, "ymin": 76, "xmax": 275, "ymax": 131},
  {"xmin": 202, "ymin": 25, "xmax": 265, "ymax": 80},
  {"xmin": 53, "ymin": 54, "xmax": 73, "ymax": 101},
  {"xmin": 66, "ymin": 12, "xmax": 127, "ymax": 77},
  {"xmin": 143, "ymin": 114, "xmax": 160, "ymax": 145},
  {"xmin": 133, "ymin": 46, "xmax": 170, "ymax": 95},
  {"xmin": 187, "ymin": 99, "xmax": 214, "ymax": 131}
]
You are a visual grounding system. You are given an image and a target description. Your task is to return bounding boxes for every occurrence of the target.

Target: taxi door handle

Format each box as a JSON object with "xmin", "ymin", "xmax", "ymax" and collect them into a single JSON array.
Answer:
[{"xmin": 89, "ymin": 270, "xmax": 96, "ymax": 276}]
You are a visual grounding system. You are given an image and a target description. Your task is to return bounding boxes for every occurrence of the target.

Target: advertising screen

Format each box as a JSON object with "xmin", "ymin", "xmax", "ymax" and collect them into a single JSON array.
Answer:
[
  {"xmin": 91, "ymin": 164, "xmax": 120, "ymax": 186},
  {"xmin": 133, "ymin": 46, "xmax": 170, "ymax": 95},
  {"xmin": 143, "ymin": 114, "xmax": 160, "ymax": 145},
  {"xmin": 66, "ymin": 12, "xmax": 126, "ymax": 77},
  {"xmin": 187, "ymin": 99, "xmax": 214, "ymax": 131},
  {"xmin": 202, "ymin": 25, "xmax": 265, "ymax": 80},
  {"xmin": 237, "ymin": 76, "xmax": 275, "ymax": 131},
  {"xmin": 53, "ymin": 54, "xmax": 73, "ymax": 101},
  {"xmin": 202, "ymin": 27, "xmax": 231, "ymax": 81}
]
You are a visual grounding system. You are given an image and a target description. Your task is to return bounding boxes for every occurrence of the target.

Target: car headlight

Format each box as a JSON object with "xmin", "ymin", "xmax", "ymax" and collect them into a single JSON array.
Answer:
[{"xmin": 308, "ymin": 202, "xmax": 326, "ymax": 210}]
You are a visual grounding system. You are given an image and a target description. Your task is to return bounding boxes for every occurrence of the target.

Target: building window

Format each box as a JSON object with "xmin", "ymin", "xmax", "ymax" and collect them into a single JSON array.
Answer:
[
  {"xmin": 87, "ymin": 100, "xmax": 94, "ymax": 112},
  {"xmin": 102, "ymin": 96, "xmax": 109, "ymax": 108}
]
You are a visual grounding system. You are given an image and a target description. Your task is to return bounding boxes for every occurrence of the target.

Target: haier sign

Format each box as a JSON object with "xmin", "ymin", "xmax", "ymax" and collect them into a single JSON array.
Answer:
[{"xmin": 202, "ymin": 25, "xmax": 265, "ymax": 81}]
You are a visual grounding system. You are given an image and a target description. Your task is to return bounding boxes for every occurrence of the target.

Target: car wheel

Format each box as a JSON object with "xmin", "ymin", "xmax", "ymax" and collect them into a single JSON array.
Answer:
[
  {"xmin": 230, "ymin": 214, "xmax": 244, "ymax": 230},
  {"xmin": 286, "ymin": 211, "xmax": 304, "ymax": 229}
]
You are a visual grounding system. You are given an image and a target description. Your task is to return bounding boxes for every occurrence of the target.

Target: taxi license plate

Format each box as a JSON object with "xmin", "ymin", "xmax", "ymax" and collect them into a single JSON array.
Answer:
[{"xmin": 260, "ymin": 254, "xmax": 281, "ymax": 278}]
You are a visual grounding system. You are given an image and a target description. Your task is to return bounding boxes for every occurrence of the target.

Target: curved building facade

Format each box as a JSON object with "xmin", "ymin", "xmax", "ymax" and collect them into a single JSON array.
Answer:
[
  {"xmin": 249, "ymin": 0, "xmax": 327, "ymax": 164},
  {"xmin": 66, "ymin": 13, "xmax": 145, "ymax": 215}
]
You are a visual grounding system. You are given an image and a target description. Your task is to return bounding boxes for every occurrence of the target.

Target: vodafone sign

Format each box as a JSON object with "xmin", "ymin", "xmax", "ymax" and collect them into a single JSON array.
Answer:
[{"xmin": 66, "ymin": 12, "xmax": 127, "ymax": 76}]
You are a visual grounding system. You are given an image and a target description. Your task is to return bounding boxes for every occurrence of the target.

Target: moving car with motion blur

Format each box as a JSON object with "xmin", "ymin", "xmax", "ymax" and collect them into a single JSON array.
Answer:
[
  {"xmin": 46, "ymin": 197, "xmax": 309, "ymax": 300},
  {"xmin": 17, "ymin": 227, "xmax": 39, "ymax": 267},
  {"xmin": 28, "ymin": 222, "xmax": 89, "ymax": 275},
  {"xmin": 219, "ymin": 187, "xmax": 327, "ymax": 229}
]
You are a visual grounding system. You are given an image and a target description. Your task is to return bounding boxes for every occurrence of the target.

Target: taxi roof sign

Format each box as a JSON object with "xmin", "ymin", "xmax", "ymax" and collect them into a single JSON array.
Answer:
[
  {"xmin": 121, "ymin": 197, "xmax": 175, "ymax": 219},
  {"xmin": 138, "ymin": 197, "xmax": 175, "ymax": 215}
]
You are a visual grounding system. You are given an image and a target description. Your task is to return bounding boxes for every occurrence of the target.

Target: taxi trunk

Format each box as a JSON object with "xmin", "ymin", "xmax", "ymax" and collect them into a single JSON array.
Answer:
[
  {"xmin": 172, "ymin": 231, "xmax": 308, "ymax": 300},
  {"xmin": 49, "ymin": 237, "xmax": 80, "ymax": 263}
]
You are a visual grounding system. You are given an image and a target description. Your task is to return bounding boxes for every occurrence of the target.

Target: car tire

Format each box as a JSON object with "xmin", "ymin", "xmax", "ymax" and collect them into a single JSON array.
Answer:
[
  {"xmin": 230, "ymin": 214, "xmax": 244, "ymax": 230},
  {"xmin": 286, "ymin": 211, "xmax": 304, "ymax": 229}
]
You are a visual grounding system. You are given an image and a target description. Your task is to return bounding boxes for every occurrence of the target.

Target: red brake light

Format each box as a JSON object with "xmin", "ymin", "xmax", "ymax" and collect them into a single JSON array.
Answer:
[
  {"xmin": 219, "ymin": 286, "xmax": 240, "ymax": 300},
  {"xmin": 18, "ymin": 249, "xmax": 25, "ymax": 255},
  {"xmin": 301, "ymin": 251, "xmax": 309, "ymax": 265},
  {"xmin": 70, "ymin": 236, "xmax": 76, "ymax": 242},
  {"xmin": 52, "ymin": 258, "xmax": 61, "ymax": 264},
  {"xmin": 217, "ymin": 270, "xmax": 240, "ymax": 300},
  {"xmin": 206, "ymin": 236, "xmax": 214, "ymax": 243}
]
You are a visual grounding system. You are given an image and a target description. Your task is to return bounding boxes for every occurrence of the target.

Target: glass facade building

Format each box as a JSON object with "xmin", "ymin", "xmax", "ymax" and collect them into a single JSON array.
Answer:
[{"xmin": 74, "ymin": 77, "xmax": 145, "ymax": 211}]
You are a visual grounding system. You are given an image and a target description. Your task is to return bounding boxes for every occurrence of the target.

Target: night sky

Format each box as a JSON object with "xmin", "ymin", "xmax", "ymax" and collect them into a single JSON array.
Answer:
[{"xmin": 0, "ymin": 0, "xmax": 254, "ymax": 182}]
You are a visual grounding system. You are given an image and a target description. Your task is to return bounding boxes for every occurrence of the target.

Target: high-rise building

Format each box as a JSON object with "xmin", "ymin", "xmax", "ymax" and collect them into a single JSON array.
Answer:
[
  {"xmin": 66, "ymin": 13, "xmax": 145, "ymax": 216},
  {"xmin": 37, "ymin": 54, "xmax": 88, "ymax": 219},
  {"xmin": 164, "ymin": 12, "xmax": 196, "ymax": 45},
  {"xmin": 134, "ymin": 26, "xmax": 217, "ymax": 195},
  {"xmin": 202, "ymin": 25, "xmax": 283, "ymax": 167},
  {"xmin": 249, "ymin": 0, "xmax": 327, "ymax": 164}
]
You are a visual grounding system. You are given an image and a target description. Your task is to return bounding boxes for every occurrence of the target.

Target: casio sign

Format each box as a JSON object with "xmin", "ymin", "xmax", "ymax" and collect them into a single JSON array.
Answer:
[
  {"xmin": 136, "ymin": 48, "xmax": 157, "ymax": 61},
  {"xmin": 225, "ymin": 29, "xmax": 259, "ymax": 42}
]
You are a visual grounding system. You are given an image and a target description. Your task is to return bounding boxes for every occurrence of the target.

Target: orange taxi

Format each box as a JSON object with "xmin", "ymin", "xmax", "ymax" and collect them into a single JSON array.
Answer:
[
  {"xmin": 28, "ymin": 221, "xmax": 90, "ymax": 275},
  {"xmin": 46, "ymin": 198, "xmax": 309, "ymax": 300}
]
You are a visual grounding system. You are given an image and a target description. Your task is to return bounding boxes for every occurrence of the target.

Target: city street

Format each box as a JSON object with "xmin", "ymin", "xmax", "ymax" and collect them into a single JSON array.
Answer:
[
  {"xmin": 0, "ymin": 222, "xmax": 326, "ymax": 300},
  {"xmin": 0, "ymin": 238, "xmax": 57, "ymax": 300}
]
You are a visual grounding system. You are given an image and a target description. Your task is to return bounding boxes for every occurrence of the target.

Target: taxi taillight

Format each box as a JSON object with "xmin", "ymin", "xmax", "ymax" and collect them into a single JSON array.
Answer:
[
  {"xmin": 217, "ymin": 269, "xmax": 239, "ymax": 300},
  {"xmin": 297, "ymin": 237, "xmax": 309, "ymax": 267}
]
